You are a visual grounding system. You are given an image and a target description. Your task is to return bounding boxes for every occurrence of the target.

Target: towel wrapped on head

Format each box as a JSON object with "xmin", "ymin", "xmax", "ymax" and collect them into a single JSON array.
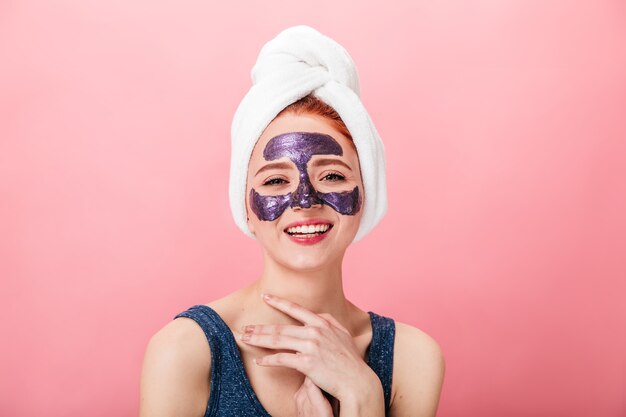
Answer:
[{"xmin": 229, "ymin": 25, "xmax": 387, "ymax": 243}]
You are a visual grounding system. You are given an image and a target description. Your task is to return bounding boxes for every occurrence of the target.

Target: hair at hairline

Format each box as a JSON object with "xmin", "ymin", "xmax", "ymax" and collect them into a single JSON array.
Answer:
[{"xmin": 274, "ymin": 94, "xmax": 358, "ymax": 153}]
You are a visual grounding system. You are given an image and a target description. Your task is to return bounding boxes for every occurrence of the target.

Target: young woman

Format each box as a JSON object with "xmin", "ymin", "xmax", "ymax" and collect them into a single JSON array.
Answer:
[{"xmin": 139, "ymin": 26, "xmax": 444, "ymax": 417}]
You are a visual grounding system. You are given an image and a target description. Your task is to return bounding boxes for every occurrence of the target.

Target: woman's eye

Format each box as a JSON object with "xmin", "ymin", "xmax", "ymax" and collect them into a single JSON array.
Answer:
[
  {"xmin": 323, "ymin": 172, "xmax": 346, "ymax": 182},
  {"xmin": 263, "ymin": 177, "xmax": 288, "ymax": 186}
]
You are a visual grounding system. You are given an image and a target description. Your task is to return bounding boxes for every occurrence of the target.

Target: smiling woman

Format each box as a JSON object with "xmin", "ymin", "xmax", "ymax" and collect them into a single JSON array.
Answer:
[
  {"xmin": 139, "ymin": 25, "xmax": 445, "ymax": 417},
  {"xmin": 246, "ymin": 113, "xmax": 363, "ymax": 258}
]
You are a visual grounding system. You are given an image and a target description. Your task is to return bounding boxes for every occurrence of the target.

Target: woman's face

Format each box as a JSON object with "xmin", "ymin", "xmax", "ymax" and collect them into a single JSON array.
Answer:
[{"xmin": 245, "ymin": 112, "xmax": 364, "ymax": 270}]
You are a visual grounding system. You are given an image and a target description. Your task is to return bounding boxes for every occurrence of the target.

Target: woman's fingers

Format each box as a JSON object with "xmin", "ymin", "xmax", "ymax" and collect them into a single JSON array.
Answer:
[
  {"xmin": 318, "ymin": 313, "xmax": 351, "ymax": 336},
  {"xmin": 304, "ymin": 377, "xmax": 334, "ymax": 411},
  {"xmin": 254, "ymin": 352, "xmax": 311, "ymax": 373},
  {"xmin": 245, "ymin": 294, "xmax": 370, "ymax": 401},
  {"xmin": 255, "ymin": 352, "xmax": 300, "ymax": 368},
  {"xmin": 247, "ymin": 294, "xmax": 352, "ymax": 338},
  {"xmin": 241, "ymin": 331, "xmax": 316, "ymax": 353},
  {"xmin": 262, "ymin": 293, "xmax": 329, "ymax": 328},
  {"xmin": 240, "ymin": 323, "xmax": 308, "ymax": 338},
  {"xmin": 294, "ymin": 377, "xmax": 334, "ymax": 417}
]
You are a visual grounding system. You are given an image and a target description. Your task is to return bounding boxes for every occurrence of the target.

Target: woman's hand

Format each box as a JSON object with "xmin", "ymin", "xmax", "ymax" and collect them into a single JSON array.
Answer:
[
  {"xmin": 239, "ymin": 293, "xmax": 380, "ymax": 404},
  {"xmin": 294, "ymin": 376, "xmax": 336, "ymax": 416}
]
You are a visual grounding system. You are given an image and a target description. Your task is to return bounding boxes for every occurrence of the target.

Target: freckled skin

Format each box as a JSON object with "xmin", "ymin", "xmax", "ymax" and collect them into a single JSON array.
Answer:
[{"xmin": 250, "ymin": 132, "xmax": 362, "ymax": 221}]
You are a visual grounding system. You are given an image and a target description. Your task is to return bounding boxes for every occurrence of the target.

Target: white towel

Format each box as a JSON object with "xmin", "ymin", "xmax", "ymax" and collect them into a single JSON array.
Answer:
[{"xmin": 229, "ymin": 25, "xmax": 387, "ymax": 243}]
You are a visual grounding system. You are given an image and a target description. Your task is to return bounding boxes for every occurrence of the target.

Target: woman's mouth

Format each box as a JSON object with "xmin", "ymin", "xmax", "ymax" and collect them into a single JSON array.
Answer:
[{"xmin": 283, "ymin": 223, "xmax": 333, "ymax": 245}]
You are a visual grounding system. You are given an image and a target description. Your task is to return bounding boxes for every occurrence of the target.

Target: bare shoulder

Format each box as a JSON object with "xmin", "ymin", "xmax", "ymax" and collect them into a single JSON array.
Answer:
[
  {"xmin": 390, "ymin": 320, "xmax": 445, "ymax": 417},
  {"xmin": 139, "ymin": 315, "xmax": 212, "ymax": 417}
]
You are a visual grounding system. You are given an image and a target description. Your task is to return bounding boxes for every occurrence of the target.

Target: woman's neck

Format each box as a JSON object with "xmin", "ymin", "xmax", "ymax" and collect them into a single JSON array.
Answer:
[{"xmin": 239, "ymin": 254, "xmax": 353, "ymax": 329}]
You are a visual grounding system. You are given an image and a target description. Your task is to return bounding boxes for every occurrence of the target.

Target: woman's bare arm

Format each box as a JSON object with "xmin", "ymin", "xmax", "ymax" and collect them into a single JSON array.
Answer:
[
  {"xmin": 139, "ymin": 318, "xmax": 211, "ymax": 417},
  {"xmin": 389, "ymin": 322, "xmax": 446, "ymax": 417}
]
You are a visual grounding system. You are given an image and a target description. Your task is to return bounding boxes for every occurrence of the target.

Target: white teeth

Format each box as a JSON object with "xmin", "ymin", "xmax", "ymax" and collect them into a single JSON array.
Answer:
[{"xmin": 286, "ymin": 224, "xmax": 330, "ymax": 235}]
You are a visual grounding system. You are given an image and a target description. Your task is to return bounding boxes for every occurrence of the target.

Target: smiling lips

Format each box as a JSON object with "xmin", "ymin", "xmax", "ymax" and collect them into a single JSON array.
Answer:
[{"xmin": 283, "ymin": 221, "xmax": 334, "ymax": 245}]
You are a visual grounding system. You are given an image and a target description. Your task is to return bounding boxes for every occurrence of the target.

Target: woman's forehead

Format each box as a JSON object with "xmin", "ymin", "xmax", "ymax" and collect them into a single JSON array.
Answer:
[
  {"xmin": 249, "ymin": 133, "xmax": 359, "ymax": 174},
  {"xmin": 248, "ymin": 113, "xmax": 358, "ymax": 171},
  {"xmin": 258, "ymin": 113, "xmax": 348, "ymax": 146},
  {"xmin": 262, "ymin": 132, "xmax": 343, "ymax": 161}
]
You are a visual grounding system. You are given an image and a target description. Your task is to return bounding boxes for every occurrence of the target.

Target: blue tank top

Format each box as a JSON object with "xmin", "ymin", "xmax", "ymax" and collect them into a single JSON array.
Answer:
[{"xmin": 173, "ymin": 304, "xmax": 396, "ymax": 416}]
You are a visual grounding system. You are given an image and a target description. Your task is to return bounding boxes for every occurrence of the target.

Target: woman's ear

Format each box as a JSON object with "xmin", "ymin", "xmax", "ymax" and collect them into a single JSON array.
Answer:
[
  {"xmin": 245, "ymin": 187, "xmax": 257, "ymax": 236},
  {"xmin": 246, "ymin": 213, "xmax": 256, "ymax": 236}
]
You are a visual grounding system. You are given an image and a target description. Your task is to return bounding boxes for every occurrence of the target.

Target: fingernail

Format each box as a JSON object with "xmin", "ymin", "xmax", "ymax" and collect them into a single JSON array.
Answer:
[{"xmin": 263, "ymin": 293, "xmax": 272, "ymax": 300}]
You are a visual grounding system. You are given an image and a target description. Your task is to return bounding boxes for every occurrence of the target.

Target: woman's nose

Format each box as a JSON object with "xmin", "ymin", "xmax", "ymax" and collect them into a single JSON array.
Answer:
[{"xmin": 291, "ymin": 178, "xmax": 323, "ymax": 209}]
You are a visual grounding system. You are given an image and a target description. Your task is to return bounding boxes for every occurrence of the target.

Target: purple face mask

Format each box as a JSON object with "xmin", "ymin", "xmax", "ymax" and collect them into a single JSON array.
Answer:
[{"xmin": 250, "ymin": 132, "xmax": 362, "ymax": 222}]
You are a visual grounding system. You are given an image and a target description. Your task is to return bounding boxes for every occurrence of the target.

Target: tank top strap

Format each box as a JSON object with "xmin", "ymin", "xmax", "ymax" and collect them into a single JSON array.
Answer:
[
  {"xmin": 173, "ymin": 305, "xmax": 228, "ymax": 417},
  {"xmin": 367, "ymin": 311, "xmax": 396, "ymax": 415},
  {"xmin": 173, "ymin": 305, "xmax": 272, "ymax": 417}
]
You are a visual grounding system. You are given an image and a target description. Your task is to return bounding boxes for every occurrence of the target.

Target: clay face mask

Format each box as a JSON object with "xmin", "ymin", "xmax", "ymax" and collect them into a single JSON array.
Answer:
[{"xmin": 250, "ymin": 132, "xmax": 362, "ymax": 221}]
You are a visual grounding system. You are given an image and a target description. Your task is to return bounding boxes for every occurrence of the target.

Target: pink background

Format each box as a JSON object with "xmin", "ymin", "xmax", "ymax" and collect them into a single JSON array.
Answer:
[{"xmin": 1, "ymin": 1, "xmax": 624, "ymax": 416}]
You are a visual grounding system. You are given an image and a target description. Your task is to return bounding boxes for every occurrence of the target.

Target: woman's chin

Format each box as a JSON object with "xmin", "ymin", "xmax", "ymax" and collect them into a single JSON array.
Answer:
[
  {"xmin": 272, "ymin": 250, "xmax": 342, "ymax": 272},
  {"xmin": 285, "ymin": 256, "xmax": 329, "ymax": 272}
]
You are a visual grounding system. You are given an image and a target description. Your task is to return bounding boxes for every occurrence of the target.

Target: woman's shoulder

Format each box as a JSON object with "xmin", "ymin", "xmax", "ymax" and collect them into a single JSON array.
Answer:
[
  {"xmin": 393, "ymin": 320, "xmax": 444, "ymax": 364},
  {"xmin": 139, "ymin": 312, "xmax": 212, "ymax": 417},
  {"xmin": 146, "ymin": 293, "xmax": 238, "ymax": 366},
  {"xmin": 389, "ymin": 320, "xmax": 445, "ymax": 417},
  {"xmin": 152, "ymin": 312, "xmax": 213, "ymax": 365}
]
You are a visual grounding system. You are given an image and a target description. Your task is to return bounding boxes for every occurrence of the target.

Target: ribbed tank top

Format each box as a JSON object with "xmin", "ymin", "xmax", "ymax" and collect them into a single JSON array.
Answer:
[{"xmin": 173, "ymin": 304, "xmax": 396, "ymax": 417}]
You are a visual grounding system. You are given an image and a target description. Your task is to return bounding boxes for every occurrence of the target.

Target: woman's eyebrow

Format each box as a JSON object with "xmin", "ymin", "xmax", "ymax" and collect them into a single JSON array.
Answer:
[
  {"xmin": 311, "ymin": 158, "xmax": 352, "ymax": 172},
  {"xmin": 255, "ymin": 161, "xmax": 293, "ymax": 176}
]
